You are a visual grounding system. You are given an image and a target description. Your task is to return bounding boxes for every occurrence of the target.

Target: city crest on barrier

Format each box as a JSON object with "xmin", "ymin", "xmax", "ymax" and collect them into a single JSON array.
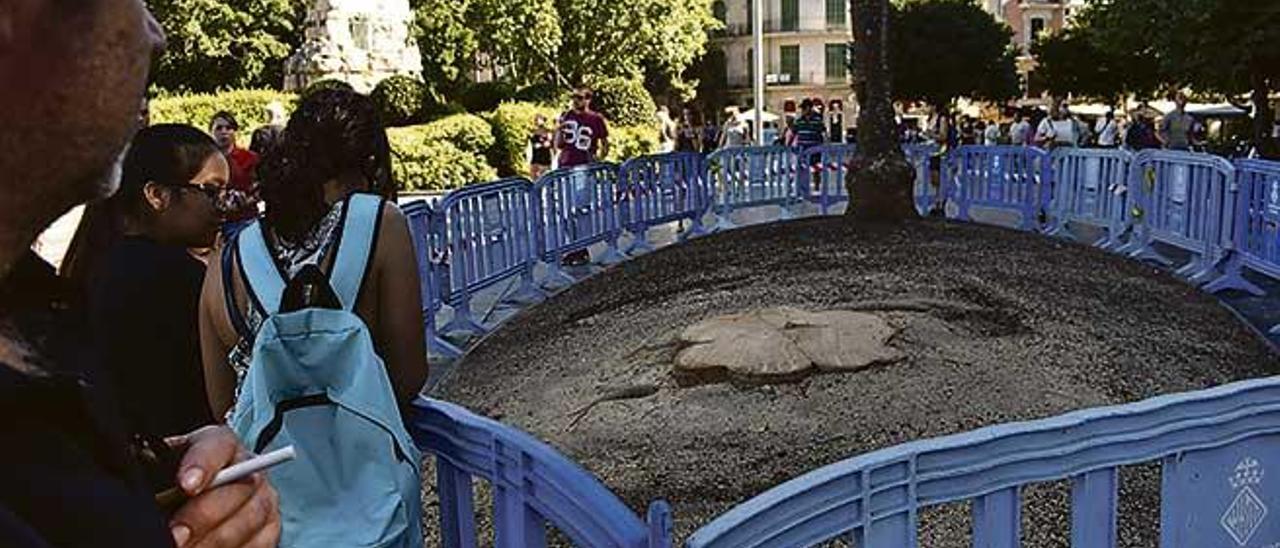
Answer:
[
  {"xmin": 1161, "ymin": 436, "xmax": 1280, "ymax": 547},
  {"xmin": 1223, "ymin": 457, "xmax": 1269, "ymax": 546}
]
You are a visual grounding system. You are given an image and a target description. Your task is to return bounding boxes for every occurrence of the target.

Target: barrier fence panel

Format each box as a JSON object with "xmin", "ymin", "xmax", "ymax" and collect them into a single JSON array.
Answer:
[
  {"xmin": 535, "ymin": 163, "xmax": 628, "ymax": 288},
  {"xmin": 706, "ymin": 146, "xmax": 802, "ymax": 229},
  {"xmin": 402, "ymin": 200, "xmax": 463, "ymax": 359},
  {"xmin": 903, "ymin": 143, "xmax": 940, "ymax": 217},
  {"xmin": 1045, "ymin": 148, "xmax": 1133, "ymax": 248},
  {"xmin": 799, "ymin": 144, "xmax": 856, "ymax": 215},
  {"xmin": 436, "ymin": 178, "xmax": 543, "ymax": 336},
  {"xmin": 946, "ymin": 145, "xmax": 1052, "ymax": 231},
  {"xmin": 687, "ymin": 376, "xmax": 1280, "ymax": 548},
  {"xmin": 617, "ymin": 152, "xmax": 710, "ymax": 255},
  {"xmin": 1205, "ymin": 158, "xmax": 1280, "ymax": 304},
  {"xmin": 410, "ymin": 398, "xmax": 673, "ymax": 548},
  {"xmin": 1121, "ymin": 150, "xmax": 1237, "ymax": 283}
]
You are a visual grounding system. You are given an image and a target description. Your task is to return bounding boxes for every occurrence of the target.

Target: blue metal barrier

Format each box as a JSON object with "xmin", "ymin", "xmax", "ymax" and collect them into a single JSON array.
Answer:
[
  {"xmin": 688, "ymin": 376, "xmax": 1280, "ymax": 548},
  {"xmin": 402, "ymin": 200, "xmax": 463, "ymax": 359},
  {"xmin": 903, "ymin": 143, "xmax": 940, "ymax": 217},
  {"xmin": 1045, "ymin": 148, "xmax": 1133, "ymax": 248},
  {"xmin": 1121, "ymin": 150, "xmax": 1237, "ymax": 283},
  {"xmin": 435, "ymin": 178, "xmax": 544, "ymax": 336},
  {"xmin": 535, "ymin": 163, "xmax": 628, "ymax": 288},
  {"xmin": 706, "ymin": 146, "xmax": 802, "ymax": 230},
  {"xmin": 410, "ymin": 398, "xmax": 673, "ymax": 548},
  {"xmin": 946, "ymin": 145, "xmax": 1052, "ymax": 231},
  {"xmin": 798, "ymin": 144, "xmax": 856, "ymax": 215},
  {"xmin": 1205, "ymin": 159, "xmax": 1280, "ymax": 306},
  {"xmin": 617, "ymin": 153, "xmax": 711, "ymax": 255}
]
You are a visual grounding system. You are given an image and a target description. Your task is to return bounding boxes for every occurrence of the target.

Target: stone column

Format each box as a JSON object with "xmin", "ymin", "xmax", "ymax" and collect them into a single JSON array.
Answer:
[{"xmin": 284, "ymin": 0, "xmax": 423, "ymax": 93}]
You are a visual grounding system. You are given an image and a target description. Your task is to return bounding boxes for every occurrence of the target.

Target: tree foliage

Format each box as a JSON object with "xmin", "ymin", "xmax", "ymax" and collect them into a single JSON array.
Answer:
[
  {"xmin": 887, "ymin": 0, "xmax": 1019, "ymax": 109},
  {"xmin": 1039, "ymin": 0, "xmax": 1279, "ymax": 147},
  {"xmin": 466, "ymin": 0, "xmax": 562, "ymax": 87},
  {"xmin": 410, "ymin": 0, "xmax": 478, "ymax": 96},
  {"xmin": 149, "ymin": 0, "xmax": 306, "ymax": 93},
  {"xmin": 411, "ymin": 0, "xmax": 718, "ymax": 101},
  {"xmin": 554, "ymin": 0, "xmax": 719, "ymax": 93},
  {"xmin": 589, "ymin": 77, "xmax": 657, "ymax": 127}
]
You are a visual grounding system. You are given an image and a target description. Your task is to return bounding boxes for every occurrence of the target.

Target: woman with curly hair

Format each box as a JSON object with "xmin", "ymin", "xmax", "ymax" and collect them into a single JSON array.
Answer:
[{"xmin": 198, "ymin": 89, "xmax": 426, "ymax": 419}]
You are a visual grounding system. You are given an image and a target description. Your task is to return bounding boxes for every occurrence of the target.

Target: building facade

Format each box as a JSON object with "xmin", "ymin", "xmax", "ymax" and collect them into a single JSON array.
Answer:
[
  {"xmin": 713, "ymin": 0, "xmax": 854, "ymax": 128},
  {"xmin": 981, "ymin": 0, "xmax": 1087, "ymax": 98}
]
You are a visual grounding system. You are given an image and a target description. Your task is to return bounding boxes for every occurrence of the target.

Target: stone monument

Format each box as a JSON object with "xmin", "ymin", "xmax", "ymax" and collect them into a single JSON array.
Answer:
[{"xmin": 284, "ymin": 0, "xmax": 423, "ymax": 93}]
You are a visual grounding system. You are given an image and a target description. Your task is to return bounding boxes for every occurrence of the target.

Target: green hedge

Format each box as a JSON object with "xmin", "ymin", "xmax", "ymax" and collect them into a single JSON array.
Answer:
[
  {"xmin": 589, "ymin": 77, "xmax": 655, "ymax": 127},
  {"xmin": 387, "ymin": 125, "xmax": 497, "ymax": 191},
  {"xmin": 606, "ymin": 124, "xmax": 660, "ymax": 163},
  {"xmin": 485, "ymin": 102, "xmax": 561, "ymax": 177},
  {"xmin": 151, "ymin": 90, "xmax": 297, "ymax": 134},
  {"xmin": 416, "ymin": 114, "xmax": 496, "ymax": 156},
  {"xmin": 371, "ymin": 75, "xmax": 429, "ymax": 127},
  {"xmin": 300, "ymin": 79, "xmax": 354, "ymax": 100},
  {"xmin": 457, "ymin": 81, "xmax": 518, "ymax": 114}
]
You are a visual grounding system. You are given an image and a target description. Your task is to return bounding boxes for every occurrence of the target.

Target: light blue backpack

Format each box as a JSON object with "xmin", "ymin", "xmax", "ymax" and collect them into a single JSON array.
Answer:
[{"xmin": 230, "ymin": 194, "xmax": 424, "ymax": 548}]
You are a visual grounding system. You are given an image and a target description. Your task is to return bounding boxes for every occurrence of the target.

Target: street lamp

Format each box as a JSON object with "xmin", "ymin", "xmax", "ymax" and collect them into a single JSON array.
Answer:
[{"xmin": 753, "ymin": 0, "xmax": 765, "ymax": 146}]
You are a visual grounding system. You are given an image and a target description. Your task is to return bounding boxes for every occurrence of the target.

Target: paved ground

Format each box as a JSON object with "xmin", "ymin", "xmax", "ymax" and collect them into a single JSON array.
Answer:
[{"xmin": 429, "ymin": 207, "xmax": 1280, "ymax": 546}]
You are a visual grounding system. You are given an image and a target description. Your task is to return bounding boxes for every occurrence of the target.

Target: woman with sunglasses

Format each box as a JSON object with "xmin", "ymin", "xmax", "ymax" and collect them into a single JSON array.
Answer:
[{"xmin": 62, "ymin": 124, "xmax": 228, "ymax": 450}]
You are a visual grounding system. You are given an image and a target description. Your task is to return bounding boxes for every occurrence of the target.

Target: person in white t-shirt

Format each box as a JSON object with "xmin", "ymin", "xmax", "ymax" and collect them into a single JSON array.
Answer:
[
  {"xmin": 982, "ymin": 120, "xmax": 1002, "ymax": 146},
  {"xmin": 1095, "ymin": 111, "xmax": 1119, "ymax": 147},
  {"xmin": 1036, "ymin": 102, "xmax": 1079, "ymax": 149},
  {"xmin": 1010, "ymin": 113, "xmax": 1031, "ymax": 146}
]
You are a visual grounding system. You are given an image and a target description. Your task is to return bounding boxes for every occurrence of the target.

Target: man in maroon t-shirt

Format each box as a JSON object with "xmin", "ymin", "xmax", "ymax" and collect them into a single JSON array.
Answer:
[
  {"xmin": 555, "ymin": 88, "xmax": 611, "ymax": 265},
  {"xmin": 556, "ymin": 87, "xmax": 611, "ymax": 168},
  {"xmin": 210, "ymin": 111, "xmax": 260, "ymax": 235}
]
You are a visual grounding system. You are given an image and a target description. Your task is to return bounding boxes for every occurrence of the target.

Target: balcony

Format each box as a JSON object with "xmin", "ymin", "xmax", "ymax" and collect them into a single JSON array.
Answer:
[{"xmin": 721, "ymin": 19, "xmax": 850, "ymax": 37}]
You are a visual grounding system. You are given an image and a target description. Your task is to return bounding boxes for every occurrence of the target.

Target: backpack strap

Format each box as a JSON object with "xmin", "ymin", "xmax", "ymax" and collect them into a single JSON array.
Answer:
[
  {"xmin": 328, "ymin": 193, "xmax": 384, "ymax": 311},
  {"xmin": 220, "ymin": 236, "xmax": 252, "ymax": 340},
  {"xmin": 237, "ymin": 220, "xmax": 287, "ymax": 315}
]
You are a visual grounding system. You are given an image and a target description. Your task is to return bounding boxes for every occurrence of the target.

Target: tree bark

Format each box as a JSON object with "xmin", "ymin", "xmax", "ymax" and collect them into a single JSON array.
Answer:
[{"xmin": 846, "ymin": 0, "xmax": 916, "ymax": 221}]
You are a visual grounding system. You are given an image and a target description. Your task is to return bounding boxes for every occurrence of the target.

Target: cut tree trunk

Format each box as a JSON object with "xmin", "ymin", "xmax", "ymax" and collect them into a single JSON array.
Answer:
[{"xmin": 846, "ymin": 0, "xmax": 916, "ymax": 222}]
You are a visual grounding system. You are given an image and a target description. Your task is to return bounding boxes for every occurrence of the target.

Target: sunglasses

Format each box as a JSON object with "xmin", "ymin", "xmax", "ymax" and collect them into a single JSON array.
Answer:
[
  {"xmin": 168, "ymin": 183, "xmax": 230, "ymax": 212},
  {"xmin": 572, "ymin": 94, "xmax": 591, "ymax": 100}
]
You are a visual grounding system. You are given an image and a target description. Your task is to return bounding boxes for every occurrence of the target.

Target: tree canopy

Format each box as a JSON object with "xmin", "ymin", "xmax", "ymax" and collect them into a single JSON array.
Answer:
[
  {"xmin": 1032, "ymin": 0, "xmax": 1278, "ymax": 145},
  {"xmin": 886, "ymin": 0, "xmax": 1019, "ymax": 110},
  {"xmin": 149, "ymin": 0, "xmax": 306, "ymax": 93},
  {"xmin": 411, "ymin": 0, "xmax": 718, "ymax": 101}
]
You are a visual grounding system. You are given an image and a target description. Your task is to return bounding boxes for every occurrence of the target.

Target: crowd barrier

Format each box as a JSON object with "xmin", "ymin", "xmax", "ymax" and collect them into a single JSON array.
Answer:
[
  {"xmin": 402, "ymin": 200, "xmax": 463, "ymax": 359},
  {"xmin": 536, "ymin": 164, "xmax": 628, "ymax": 288},
  {"xmin": 903, "ymin": 143, "xmax": 940, "ymax": 216},
  {"xmin": 706, "ymin": 146, "xmax": 802, "ymax": 229},
  {"xmin": 686, "ymin": 376, "xmax": 1280, "ymax": 547},
  {"xmin": 1121, "ymin": 150, "xmax": 1237, "ymax": 284},
  {"xmin": 434, "ymin": 178, "xmax": 544, "ymax": 336},
  {"xmin": 945, "ymin": 145, "xmax": 1053, "ymax": 231},
  {"xmin": 799, "ymin": 144, "xmax": 856, "ymax": 215},
  {"xmin": 410, "ymin": 399, "xmax": 673, "ymax": 548},
  {"xmin": 403, "ymin": 146, "xmax": 1280, "ymax": 547},
  {"xmin": 1045, "ymin": 148, "xmax": 1133, "ymax": 248},
  {"xmin": 617, "ymin": 152, "xmax": 712, "ymax": 254},
  {"xmin": 1206, "ymin": 159, "xmax": 1280, "ymax": 308}
]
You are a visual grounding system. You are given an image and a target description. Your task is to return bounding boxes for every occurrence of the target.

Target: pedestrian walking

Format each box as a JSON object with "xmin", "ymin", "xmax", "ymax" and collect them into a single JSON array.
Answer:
[{"xmin": 529, "ymin": 114, "xmax": 554, "ymax": 178}]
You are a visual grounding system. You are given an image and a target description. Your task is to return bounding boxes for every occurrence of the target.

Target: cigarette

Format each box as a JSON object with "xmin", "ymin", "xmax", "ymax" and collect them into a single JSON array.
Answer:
[
  {"xmin": 209, "ymin": 446, "xmax": 296, "ymax": 489},
  {"xmin": 156, "ymin": 446, "xmax": 296, "ymax": 508}
]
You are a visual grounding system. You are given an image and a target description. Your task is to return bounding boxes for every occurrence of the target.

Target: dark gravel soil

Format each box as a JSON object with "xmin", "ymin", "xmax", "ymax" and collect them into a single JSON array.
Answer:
[{"xmin": 432, "ymin": 217, "xmax": 1280, "ymax": 546}]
